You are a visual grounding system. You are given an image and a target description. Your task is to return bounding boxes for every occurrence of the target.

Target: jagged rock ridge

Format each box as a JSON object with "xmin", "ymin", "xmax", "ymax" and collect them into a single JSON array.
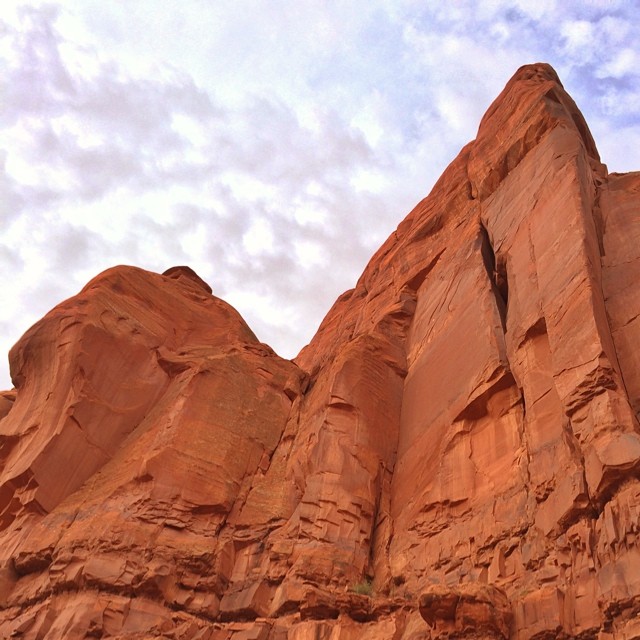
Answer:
[{"xmin": 1, "ymin": 63, "xmax": 640, "ymax": 639}]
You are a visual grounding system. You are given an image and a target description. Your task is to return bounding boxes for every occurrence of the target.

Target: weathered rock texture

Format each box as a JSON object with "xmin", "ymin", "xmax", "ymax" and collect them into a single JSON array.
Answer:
[{"xmin": 1, "ymin": 63, "xmax": 640, "ymax": 639}]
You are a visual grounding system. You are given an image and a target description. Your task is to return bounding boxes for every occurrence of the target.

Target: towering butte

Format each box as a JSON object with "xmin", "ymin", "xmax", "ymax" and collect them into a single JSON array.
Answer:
[{"xmin": 1, "ymin": 63, "xmax": 640, "ymax": 639}]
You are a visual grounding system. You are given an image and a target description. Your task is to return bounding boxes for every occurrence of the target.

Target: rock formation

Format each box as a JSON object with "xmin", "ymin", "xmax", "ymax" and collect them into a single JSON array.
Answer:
[{"xmin": 1, "ymin": 63, "xmax": 640, "ymax": 639}]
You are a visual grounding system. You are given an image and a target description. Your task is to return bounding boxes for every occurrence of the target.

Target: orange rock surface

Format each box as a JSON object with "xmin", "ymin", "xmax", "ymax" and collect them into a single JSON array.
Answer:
[{"xmin": 1, "ymin": 64, "xmax": 640, "ymax": 639}]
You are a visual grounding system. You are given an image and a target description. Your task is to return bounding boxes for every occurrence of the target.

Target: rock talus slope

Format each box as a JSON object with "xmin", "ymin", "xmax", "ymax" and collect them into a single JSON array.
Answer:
[{"xmin": 1, "ymin": 63, "xmax": 640, "ymax": 639}]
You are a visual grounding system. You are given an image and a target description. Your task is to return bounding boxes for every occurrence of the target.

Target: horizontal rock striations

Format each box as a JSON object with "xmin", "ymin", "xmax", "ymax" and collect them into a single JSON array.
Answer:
[{"xmin": 1, "ymin": 63, "xmax": 640, "ymax": 639}]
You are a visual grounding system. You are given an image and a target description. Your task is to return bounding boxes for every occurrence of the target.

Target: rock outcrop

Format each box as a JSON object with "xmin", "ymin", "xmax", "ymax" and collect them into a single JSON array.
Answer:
[{"xmin": 1, "ymin": 63, "xmax": 640, "ymax": 639}]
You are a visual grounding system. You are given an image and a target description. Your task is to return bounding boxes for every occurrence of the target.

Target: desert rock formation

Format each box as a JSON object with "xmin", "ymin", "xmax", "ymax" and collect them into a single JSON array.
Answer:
[{"xmin": 1, "ymin": 63, "xmax": 640, "ymax": 639}]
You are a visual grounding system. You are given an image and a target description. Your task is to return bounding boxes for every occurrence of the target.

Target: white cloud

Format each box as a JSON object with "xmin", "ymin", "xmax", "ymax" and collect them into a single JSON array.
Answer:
[
  {"xmin": 561, "ymin": 19, "xmax": 595, "ymax": 54},
  {"xmin": 510, "ymin": 0, "xmax": 558, "ymax": 21},
  {"xmin": 597, "ymin": 48, "xmax": 639, "ymax": 79},
  {"xmin": 243, "ymin": 218, "xmax": 275, "ymax": 257}
]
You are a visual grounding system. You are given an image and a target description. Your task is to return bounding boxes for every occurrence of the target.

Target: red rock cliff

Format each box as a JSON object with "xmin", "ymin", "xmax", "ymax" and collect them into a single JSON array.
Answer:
[{"xmin": 1, "ymin": 63, "xmax": 640, "ymax": 639}]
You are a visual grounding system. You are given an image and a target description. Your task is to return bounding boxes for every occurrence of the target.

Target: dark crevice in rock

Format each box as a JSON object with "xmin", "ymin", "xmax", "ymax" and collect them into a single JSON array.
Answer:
[{"xmin": 479, "ymin": 223, "xmax": 509, "ymax": 332}]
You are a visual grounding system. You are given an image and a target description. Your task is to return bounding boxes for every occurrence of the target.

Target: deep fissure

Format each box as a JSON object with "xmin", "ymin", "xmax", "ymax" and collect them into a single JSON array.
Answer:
[{"xmin": 479, "ymin": 223, "xmax": 509, "ymax": 332}]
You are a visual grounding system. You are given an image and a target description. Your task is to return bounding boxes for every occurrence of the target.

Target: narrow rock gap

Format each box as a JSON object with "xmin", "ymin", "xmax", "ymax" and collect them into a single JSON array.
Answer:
[
  {"xmin": 479, "ymin": 223, "xmax": 508, "ymax": 332},
  {"xmin": 518, "ymin": 386, "xmax": 527, "ymax": 423},
  {"xmin": 365, "ymin": 465, "xmax": 384, "ymax": 582},
  {"xmin": 592, "ymin": 187, "xmax": 607, "ymax": 258}
]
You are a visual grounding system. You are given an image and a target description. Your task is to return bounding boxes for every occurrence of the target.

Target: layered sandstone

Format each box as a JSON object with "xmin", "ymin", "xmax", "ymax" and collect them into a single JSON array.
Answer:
[{"xmin": 1, "ymin": 63, "xmax": 640, "ymax": 639}]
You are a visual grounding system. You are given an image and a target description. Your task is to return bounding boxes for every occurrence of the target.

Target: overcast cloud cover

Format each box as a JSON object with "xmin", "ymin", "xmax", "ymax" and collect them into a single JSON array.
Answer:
[{"xmin": 1, "ymin": 0, "xmax": 639, "ymax": 388}]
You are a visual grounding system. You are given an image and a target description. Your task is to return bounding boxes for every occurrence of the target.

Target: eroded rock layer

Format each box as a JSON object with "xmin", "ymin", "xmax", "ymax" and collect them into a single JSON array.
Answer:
[{"xmin": 1, "ymin": 63, "xmax": 640, "ymax": 639}]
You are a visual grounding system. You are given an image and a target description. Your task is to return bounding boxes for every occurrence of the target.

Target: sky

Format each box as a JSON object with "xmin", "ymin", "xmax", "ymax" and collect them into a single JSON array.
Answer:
[{"xmin": 1, "ymin": 1, "xmax": 639, "ymax": 388}]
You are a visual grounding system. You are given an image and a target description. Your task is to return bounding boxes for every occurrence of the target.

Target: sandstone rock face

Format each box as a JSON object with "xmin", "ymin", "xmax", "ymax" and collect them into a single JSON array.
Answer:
[{"xmin": 1, "ymin": 64, "xmax": 640, "ymax": 639}]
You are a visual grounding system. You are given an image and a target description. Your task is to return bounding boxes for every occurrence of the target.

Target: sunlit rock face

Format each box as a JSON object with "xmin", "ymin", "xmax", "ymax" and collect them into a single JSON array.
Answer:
[{"xmin": 1, "ymin": 63, "xmax": 640, "ymax": 639}]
